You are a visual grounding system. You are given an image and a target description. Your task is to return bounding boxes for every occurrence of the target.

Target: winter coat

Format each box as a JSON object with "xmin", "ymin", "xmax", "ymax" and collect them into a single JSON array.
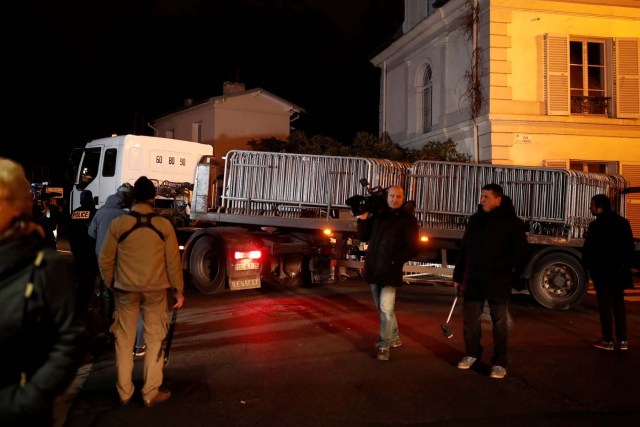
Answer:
[
  {"xmin": 582, "ymin": 210, "xmax": 634, "ymax": 290},
  {"xmin": 98, "ymin": 202, "xmax": 184, "ymax": 295},
  {"xmin": 67, "ymin": 191, "xmax": 97, "ymax": 260},
  {"xmin": 88, "ymin": 192, "xmax": 129, "ymax": 258},
  {"xmin": 357, "ymin": 204, "xmax": 419, "ymax": 287},
  {"xmin": 453, "ymin": 196, "xmax": 528, "ymax": 301},
  {"xmin": 0, "ymin": 225, "xmax": 86, "ymax": 425}
]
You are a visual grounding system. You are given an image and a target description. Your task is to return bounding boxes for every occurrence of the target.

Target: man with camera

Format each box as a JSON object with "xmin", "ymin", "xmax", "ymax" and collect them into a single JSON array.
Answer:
[{"xmin": 357, "ymin": 185, "xmax": 419, "ymax": 361}]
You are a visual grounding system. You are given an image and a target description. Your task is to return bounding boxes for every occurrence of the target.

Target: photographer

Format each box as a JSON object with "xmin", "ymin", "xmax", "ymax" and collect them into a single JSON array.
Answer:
[{"xmin": 356, "ymin": 185, "xmax": 419, "ymax": 361}]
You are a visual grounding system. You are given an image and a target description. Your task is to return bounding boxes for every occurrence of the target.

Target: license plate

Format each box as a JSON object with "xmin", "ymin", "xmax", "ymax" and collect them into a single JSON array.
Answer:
[
  {"xmin": 229, "ymin": 278, "xmax": 261, "ymax": 289},
  {"xmin": 234, "ymin": 262, "xmax": 260, "ymax": 271}
]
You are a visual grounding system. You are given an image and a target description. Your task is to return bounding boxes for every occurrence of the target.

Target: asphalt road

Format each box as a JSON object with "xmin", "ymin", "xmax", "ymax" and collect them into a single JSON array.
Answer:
[{"xmin": 56, "ymin": 272, "xmax": 640, "ymax": 427}]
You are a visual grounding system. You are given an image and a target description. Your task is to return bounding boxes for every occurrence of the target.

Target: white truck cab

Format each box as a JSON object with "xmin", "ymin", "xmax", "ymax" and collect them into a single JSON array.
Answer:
[{"xmin": 69, "ymin": 134, "xmax": 213, "ymax": 212}]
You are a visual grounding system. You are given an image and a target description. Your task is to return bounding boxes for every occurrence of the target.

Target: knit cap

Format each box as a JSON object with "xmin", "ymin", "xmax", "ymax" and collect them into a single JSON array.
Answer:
[{"xmin": 133, "ymin": 176, "xmax": 156, "ymax": 201}]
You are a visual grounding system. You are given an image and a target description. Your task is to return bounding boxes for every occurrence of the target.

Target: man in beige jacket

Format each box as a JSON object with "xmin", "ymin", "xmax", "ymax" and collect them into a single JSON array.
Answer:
[{"xmin": 99, "ymin": 176, "xmax": 184, "ymax": 407}]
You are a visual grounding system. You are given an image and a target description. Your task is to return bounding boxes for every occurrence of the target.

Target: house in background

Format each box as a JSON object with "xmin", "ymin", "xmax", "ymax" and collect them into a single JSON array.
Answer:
[
  {"xmin": 151, "ymin": 81, "xmax": 304, "ymax": 161},
  {"xmin": 371, "ymin": 0, "xmax": 640, "ymax": 233}
]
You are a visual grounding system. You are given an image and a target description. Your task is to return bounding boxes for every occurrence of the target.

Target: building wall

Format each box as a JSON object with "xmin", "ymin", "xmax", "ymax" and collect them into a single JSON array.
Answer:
[
  {"xmin": 373, "ymin": 0, "xmax": 640, "ymax": 166},
  {"xmin": 153, "ymin": 89, "xmax": 296, "ymax": 161},
  {"xmin": 376, "ymin": 0, "xmax": 640, "ymax": 234}
]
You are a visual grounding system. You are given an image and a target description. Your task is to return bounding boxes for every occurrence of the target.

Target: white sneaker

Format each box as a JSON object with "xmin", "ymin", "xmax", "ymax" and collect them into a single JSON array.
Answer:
[
  {"xmin": 490, "ymin": 365, "xmax": 507, "ymax": 379},
  {"xmin": 457, "ymin": 356, "xmax": 477, "ymax": 369}
]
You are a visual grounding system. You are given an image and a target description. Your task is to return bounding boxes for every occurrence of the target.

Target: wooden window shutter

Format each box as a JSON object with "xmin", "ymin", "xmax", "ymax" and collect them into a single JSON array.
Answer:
[
  {"xmin": 621, "ymin": 162, "xmax": 640, "ymax": 237},
  {"xmin": 545, "ymin": 34, "xmax": 570, "ymax": 116},
  {"xmin": 615, "ymin": 38, "xmax": 640, "ymax": 118}
]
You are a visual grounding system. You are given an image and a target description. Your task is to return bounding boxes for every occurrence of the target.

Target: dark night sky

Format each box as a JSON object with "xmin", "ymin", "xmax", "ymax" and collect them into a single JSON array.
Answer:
[{"xmin": 5, "ymin": 0, "xmax": 404, "ymax": 180}]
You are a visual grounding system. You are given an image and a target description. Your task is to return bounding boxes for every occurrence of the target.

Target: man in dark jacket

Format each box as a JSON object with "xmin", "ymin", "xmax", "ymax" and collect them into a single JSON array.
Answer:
[
  {"xmin": 67, "ymin": 190, "xmax": 97, "ymax": 312},
  {"xmin": 0, "ymin": 157, "xmax": 85, "ymax": 426},
  {"xmin": 357, "ymin": 185, "xmax": 419, "ymax": 361},
  {"xmin": 582, "ymin": 194, "xmax": 634, "ymax": 351},
  {"xmin": 453, "ymin": 183, "xmax": 528, "ymax": 379}
]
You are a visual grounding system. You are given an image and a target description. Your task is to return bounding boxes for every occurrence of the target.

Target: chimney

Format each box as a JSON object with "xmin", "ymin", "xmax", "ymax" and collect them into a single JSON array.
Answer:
[{"xmin": 223, "ymin": 81, "xmax": 246, "ymax": 95}]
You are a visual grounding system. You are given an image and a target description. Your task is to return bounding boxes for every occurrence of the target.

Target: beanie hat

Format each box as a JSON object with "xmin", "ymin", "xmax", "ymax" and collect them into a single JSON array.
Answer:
[
  {"xmin": 117, "ymin": 182, "xmax": 133, "ymax": 194},
  {"xmin": 134, "ymin": 176, "xmax": 156, "ymax": 201}
]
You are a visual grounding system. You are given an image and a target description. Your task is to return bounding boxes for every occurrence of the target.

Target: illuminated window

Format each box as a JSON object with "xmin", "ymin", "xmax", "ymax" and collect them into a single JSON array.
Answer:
[
  {"xmin": 545, "ymin": 35, "xmax": 639, "ymax": 118},
  {"xmin": 570, "ymin": 39, "xmax": 607, "ymax": 114}
]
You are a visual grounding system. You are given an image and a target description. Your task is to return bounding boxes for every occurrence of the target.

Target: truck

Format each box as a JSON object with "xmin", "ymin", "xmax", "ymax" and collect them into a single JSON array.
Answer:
[
  {"xmin": 69, "ymin": 134, "xmax": 213, "ymax": 223},
  {"xmin": 70, "ymin": 137, "xmax": 639, "ymax": 310},
  {"xmin": 181, "ymin": 150, "xmax": 639, "ymax": 310}
]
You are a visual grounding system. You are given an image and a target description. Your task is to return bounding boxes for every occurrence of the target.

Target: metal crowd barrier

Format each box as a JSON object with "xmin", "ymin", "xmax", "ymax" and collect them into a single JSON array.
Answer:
[
  {"xmin": 407, "ymin": 161, "xmax": 628, "ymax": 239},
  {"xmin": 222, "ymin": 150, "xmax": 409, "ymax": 218}
]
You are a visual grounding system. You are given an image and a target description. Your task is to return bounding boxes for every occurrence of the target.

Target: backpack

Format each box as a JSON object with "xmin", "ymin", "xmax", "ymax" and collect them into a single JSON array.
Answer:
[{"xmin": 118, "ymin": 211, "xmax": 165, "ymax": 243}]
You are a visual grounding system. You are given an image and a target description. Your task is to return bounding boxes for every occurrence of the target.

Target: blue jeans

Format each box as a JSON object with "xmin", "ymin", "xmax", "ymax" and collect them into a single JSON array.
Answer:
[{"xmin": 370, "ymin": 283, "xmax": 398, "ymax": 349}]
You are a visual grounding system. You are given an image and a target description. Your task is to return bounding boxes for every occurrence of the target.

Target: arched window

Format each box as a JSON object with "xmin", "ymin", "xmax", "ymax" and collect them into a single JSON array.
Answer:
[{"xmin": 423, "ymin": 65, "xmax": 433, "ymax": 133}]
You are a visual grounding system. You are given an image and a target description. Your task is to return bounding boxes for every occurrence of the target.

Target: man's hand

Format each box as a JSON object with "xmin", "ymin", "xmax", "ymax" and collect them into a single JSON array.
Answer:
[
  {"xmin": 173, "ymin": 292, "xmax": 185, "ymax": 309},
  {"xmin": 453, "ymin": 281, "xmax": 463, "ymax": 295},
  {"xmin": 357, "ymin": 212, "xmax": 369, "ymax": 220}
]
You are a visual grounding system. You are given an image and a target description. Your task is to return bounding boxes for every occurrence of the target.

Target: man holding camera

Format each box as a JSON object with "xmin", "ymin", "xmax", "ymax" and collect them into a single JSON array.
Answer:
[{"xmin": 357, "ymin": 185, "xmax": 419, "ymax": 361}]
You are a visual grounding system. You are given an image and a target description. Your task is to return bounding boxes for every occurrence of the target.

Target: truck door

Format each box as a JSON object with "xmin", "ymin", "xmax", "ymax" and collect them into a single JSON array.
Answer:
[{"xmin": 71, "ymin": 145, "xmax": 118, "ymax": 210}]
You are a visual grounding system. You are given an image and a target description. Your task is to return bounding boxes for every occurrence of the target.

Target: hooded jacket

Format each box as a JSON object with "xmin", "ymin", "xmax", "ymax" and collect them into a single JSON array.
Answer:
[
  {"xmin": 357, "ymin": 203, "xmax": 419, "ymax": 287},
  {"xmin": 88, "ymin": 192, "xmax": 129, "ymax": 258},
  {"xmin": 0, "ymin": 224, "xmax": 85, "ymax": 424},
  {"xmin": 453, "ymin": 196, "xmax": 528, "ymax": 301}
]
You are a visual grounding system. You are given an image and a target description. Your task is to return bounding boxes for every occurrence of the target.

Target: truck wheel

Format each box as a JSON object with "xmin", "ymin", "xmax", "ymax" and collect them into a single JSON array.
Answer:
[
  {"xmin": 529, "ymin": 253, "xmax": 587, "ymax": 310},
  {"xmin": 190, "ymin": 235, "xmax": 226, "ymax": 294}
]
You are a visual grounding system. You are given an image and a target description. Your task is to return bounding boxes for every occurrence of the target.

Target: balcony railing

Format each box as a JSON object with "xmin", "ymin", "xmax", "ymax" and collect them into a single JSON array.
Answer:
[{"xmin": 570, "ymin": 96, "xmax": 610, "ymax": 115}]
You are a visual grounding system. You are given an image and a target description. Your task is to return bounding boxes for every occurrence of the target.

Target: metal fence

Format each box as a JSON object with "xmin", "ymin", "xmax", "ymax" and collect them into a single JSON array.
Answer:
[
  {"xmin": 406, "ymin": 161, "xmax": 628, "ymax": 238},
  {"xmin": 222, "ymin": 150, "xmax": 409, "ymax": 217}
]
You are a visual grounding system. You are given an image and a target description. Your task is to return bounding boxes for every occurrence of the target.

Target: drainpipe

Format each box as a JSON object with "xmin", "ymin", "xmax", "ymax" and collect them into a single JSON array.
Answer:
[
  {"xmin": 473, "ymin": 0, "xmax": 479, "ymax": 162},
  {"xmin": 382, "ymin": 60, "xmax": 387, "ymax": 136}
]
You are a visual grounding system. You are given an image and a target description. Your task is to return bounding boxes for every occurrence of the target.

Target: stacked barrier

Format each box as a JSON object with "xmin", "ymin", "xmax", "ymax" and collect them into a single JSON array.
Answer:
[
  {"xmin": 216, "ymin": 151, "xmax": 628, "ymax": 238},
  {"xmin": 406, "ymin": 161, "xmax": 628, "ymax": 239},
  {"xmin": 221, "ymin": 150, "xmax": 409, "ymax": 218}
]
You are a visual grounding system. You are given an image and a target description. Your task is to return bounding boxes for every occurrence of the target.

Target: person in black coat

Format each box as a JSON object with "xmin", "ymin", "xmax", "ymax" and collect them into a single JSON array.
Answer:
[
  {"xmin": 357, "ymin": 185, "xmax": 419, "ymax": 361},
  {"xmin": 0, "ymin": 157, "xmax": 85, "ymax": 426},
  {"xmin": 453, "ymin": 183, "xmax": 528, "ymax": 379},
  {"xmin": 582, "ymin": 194, "xmax": 634, "ymax": 351},
  {"xmin": 67, "ymin": 190, "xmax": 98, "ymax": 311}
]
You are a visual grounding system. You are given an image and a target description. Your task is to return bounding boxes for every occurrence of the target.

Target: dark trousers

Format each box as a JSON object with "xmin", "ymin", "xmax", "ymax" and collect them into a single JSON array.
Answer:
[
  {"xmin": 593, "ymin": 280, "xmax": 627, "ymax": 342},
  {"xmin": 463, "ymin": 298, "xmax": 509, "ymax": 367}
]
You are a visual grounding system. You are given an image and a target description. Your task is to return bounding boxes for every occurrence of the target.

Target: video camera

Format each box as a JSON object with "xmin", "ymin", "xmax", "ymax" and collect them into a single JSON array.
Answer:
[{"xmin": 345, "ymin": 178, "xmax": 387, "ymax": 216}]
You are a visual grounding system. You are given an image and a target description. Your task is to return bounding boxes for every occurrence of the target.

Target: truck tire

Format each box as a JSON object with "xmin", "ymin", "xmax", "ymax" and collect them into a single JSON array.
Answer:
[
  {"xmin": 189, "ymin": 235, "xmax": 226, "ymax": 294},
  {"xmin": 529, "ymin": 253, "xmax": 587, "ymax": 310}
]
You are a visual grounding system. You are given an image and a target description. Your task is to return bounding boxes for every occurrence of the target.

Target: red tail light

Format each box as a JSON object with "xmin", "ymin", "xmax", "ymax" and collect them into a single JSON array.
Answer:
[{"xmin": 234, "ymin": 250, "xmax": 262, "ymax": 260}]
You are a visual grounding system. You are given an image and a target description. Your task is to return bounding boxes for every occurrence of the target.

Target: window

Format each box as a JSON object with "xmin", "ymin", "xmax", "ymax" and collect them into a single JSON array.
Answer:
[
  {"xmin": 77, "ymin": 148, "xmax": 101, "ymax": 190},
  {"xmin": 570, "ymin": 39, "xmax": 607, "ymax": 114},
  {"xmin": 102, "ymin": 149, "xmax": 117, "ymax": 177},
  {"xmin": 422, "ymin": 65, "xmax": 433, "ymax": 133},
  {"xmin": 545, "ymin": 35, "xmax": 639, "ymax": 118},
  {"xmin": 569, "ymin": 160, "xmax": 617, "ymax": 174},
  {"xmin": 191, "ymin": 122, "xmax": 202, "ymax": 143}
]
